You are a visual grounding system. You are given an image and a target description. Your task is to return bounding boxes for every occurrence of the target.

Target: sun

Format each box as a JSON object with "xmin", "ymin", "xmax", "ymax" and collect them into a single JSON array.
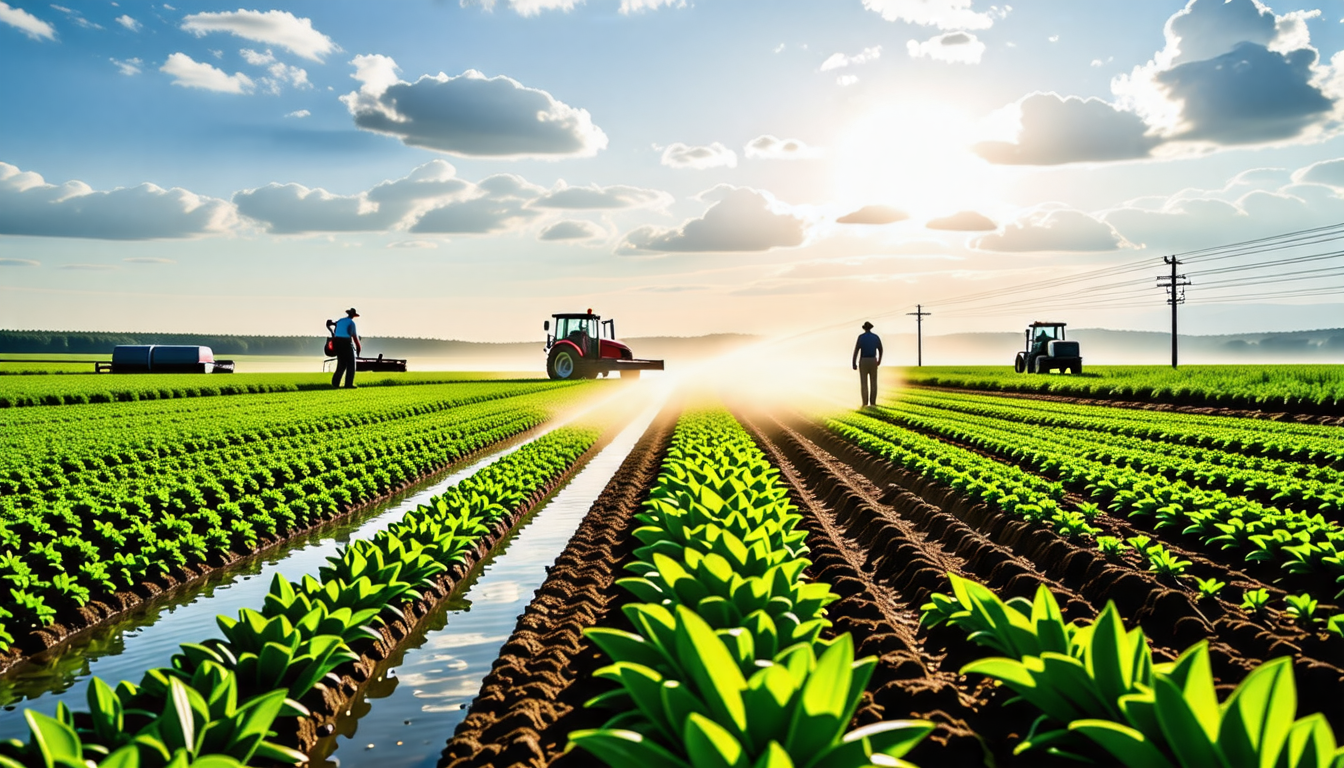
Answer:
[{"xmin": 830, "ymin": 101, "xmax": 1003, "ymax": 221}]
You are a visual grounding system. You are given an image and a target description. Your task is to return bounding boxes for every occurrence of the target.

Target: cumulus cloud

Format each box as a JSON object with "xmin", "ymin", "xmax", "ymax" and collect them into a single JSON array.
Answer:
[
  {"xmin": 907, "ymin": 31, "xmax": 985, "ymax": 64},
  {"xmin": 285, "ymin": 109, "xmax": 310, "ymax": 118},
  {"xmin": 820, "ymin": 45, "xmax": 881, "ymax": 71},
  {"xmin": 531, "ymin": 182, "xmax": 671, "ymax": 209},
  {"xmin": 539, "ymin": 220, "xmax": 603, "ymax": 240},
  {"xmin": 116, "ymin": 14, "xmax": 140, "ymax": 32},
  {"xmin": 0, "ymin": 258, "xmax": 39, "ymax": 267},
  {"xmin": 926, "ymin": 210, "xmax": 996, "ymax": 230},
  {"xmin": 659, "ymin": 142, "xmax": 737, "ymax": 169},
  {"xmin": 234, "ymin": 160, "xmax": 470, "ymax": 234},
  {"xmin": 241, "ymin": 49, "xmax": 311, "ymax": 93},
  {"xmin": 340, "ymin": 56, "xmax": 608, "ymax": 159},
  {"xmin": 975, "ymin": 93, "xmax": 1159, "ymax": 165},
  {"xmin": 974, "ymin": 206, "xmax": 1128, "ymax": 252},
  {"xmin": 836, "ymin": 75, "xmax": 859, "ymax": 87},
  {"xmin": 619, "ymin": 186, "xmax": 806, "ymax": 253},
  {"xmin": 744, "ymin": 135, "xmax": 821, "ymax": 160},
  {"xmin": 0, "ymin": 162, "xmax": 236, "ymax": 240},
  {"xmin": 161, "ymin": 53, "xmax": 255, "ymax": 94},
  {"xmin": 111, "ymin": 57, "xmax": 143, "ymax": 76},
  {"xmin": 1294, "ymin": 157, "xmax": 1344, "ymax": 187},
  {"xmin": 181, "ymin": 9, "xmax": 336, "ymax": 61},
  {"xmin": 837, "ymin": 205, "xmax": 908, "ymax": 225},
  {"xmin": 620, "ymin": 0, "xmax": 685, "ymax": 11},
  {"xmin": 862, "ymin": 0, "xmax": 1008, "ymax": 30},
  {"xmin": 0, "ymin": 2, "xmax": 54, "ymax": 40},
  {"xmin": 412, "ymin": 174, "xmax": 545, "ymax": 234}
]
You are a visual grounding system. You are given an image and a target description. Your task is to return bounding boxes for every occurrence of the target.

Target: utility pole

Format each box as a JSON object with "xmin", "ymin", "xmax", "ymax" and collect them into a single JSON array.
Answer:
[
  {"xmin": 1157, "ymin": 256, "xmax": 1190, "ymax": 369},
  {"xmin": 906, "ymin": 304, "xmax": 932, "ymax": 366}
]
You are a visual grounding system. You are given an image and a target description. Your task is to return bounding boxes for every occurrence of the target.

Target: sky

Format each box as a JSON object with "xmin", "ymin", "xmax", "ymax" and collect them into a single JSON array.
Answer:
[{"xmin": 1, "ymin": 0, "xmax": 1343, "ymax": 343}]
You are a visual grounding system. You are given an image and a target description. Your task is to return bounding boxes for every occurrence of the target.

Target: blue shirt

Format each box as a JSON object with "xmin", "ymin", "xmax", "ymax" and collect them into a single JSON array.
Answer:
[
  {"xmin": 333, "ymin": 317, "xmax": 358, "ymax": 338},
  {"xmin": 853, "ymin": 331, "xmax": 882, "ymax": 361}
]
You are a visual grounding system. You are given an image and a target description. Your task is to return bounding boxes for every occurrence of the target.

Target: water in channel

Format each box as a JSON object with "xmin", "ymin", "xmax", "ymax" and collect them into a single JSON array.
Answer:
[
  {"xmin": 0, "ymin": 415, "xmax": 572, "ymax": 733},
  {"xmin": 307, "ymin": 400, "xmax": 662, "ymax": 768}
]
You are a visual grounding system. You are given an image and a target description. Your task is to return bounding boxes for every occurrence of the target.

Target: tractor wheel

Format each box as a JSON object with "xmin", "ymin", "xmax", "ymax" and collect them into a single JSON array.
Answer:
[
  {"xmin": 1014, "ymin": 352, "xmax": 1027, "ymax": 373},
  {"xmin": 620, "ymin": 369, "xmax": 641, "ymax": 379},
  {"xmin": 1071, "ymin": 363, "xmax": 1083, "ymax": 375},
  {"xmin": 547, "ymin": 348, "xmax": 581, "ymax": 380},
  {"xmin": 1034, "ymin": 356, "xmax": 1053, "ymax": 374}
]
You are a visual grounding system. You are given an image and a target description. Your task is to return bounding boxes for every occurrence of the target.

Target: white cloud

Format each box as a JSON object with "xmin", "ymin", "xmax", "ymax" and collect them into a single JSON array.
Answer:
[
  {"xmin": 619, "ymin": 0, "xmax": 685, "ymax": 13},
  {"xmin": 906, "ymin": 31, "xmax": 985, "ymax": 64},
  {"xmin": 820, "ymin": 45, "xmax": 881, "ymax": 71},
  {"xmin": 539, "ymin": 220, "xmax": 603, "ymax": 240},
  {"xmin": 0, "ymin": 161, "xmax": 237, "ymax": 240},
  {"xmin": 531, "ymin": 181, "xmax": 671, "ymax": 209},
  {"xmin": 240, "ymin": 48, "xmax": 275, "ymax": 65},
  {"xmin": 0, "ymin": 258, "xmax": 39, "ymax": 267},
  {"xmin": 974, "ymin": 206, "xmax": 1129, "ymax": 252},
  {"xmin": 505, "ymin": 0, "xmax": 581, "ymax": 16},
  {"xmin": 836, "ymin": 74, "xmax": 859, "ymax": 87},
  {"xmin": 285, "ymin": 109, "xmax": 310, "ymax": 118},
  {"xmin": 659, "ymin": 142, "xmax": 737, "ymax": 169},
  {"xmin": 620, "ymin": 186, "xmax": 806, "ymax": 254},
  {"xmin": 235, "ymin": 160, "xmax": 471, "ymax": 234},
  {"xmin": 181, "ymin": 9, "xmax": 337, "ymax": 61},
  {"xmin": 411, "ymin": 174, "xmax": 545, "ymax": 234},
  {"xmin": 836, "ymin": 205, "xmax": 908, "ymax": 225},
  {"xmin": 744, "ymin": 135, "xmax": 821, "ymax": 160},
  {"xmin": 161, "ymin": 53, "xmax": 255, "ymax": 94},
  {"xmin": 340, "ymin": 56, "xmax": 608, "ymax": 159},
  {"xmin": 386, "ymin": 239, "xmax": 438, "ymax": 249},
  {"xmin": 115, "ymin": 14, "xmax": 140, "ymax": 32},
  {"xmin": 50, "ymin": 4, "xmax": 100, "ymax": 29},
  {"xmin": 927, "ymin": 210, "xmax": 996, "ymax": 231},
  {"xmin": 862, "ymin": 0, "xmax": 1008, "ymax": 30},
  {"xmin": 1294, "ymin": 157, "xmax": 1344, "ymax": 187},
  {"xmin": 110, "ymin": 57, "xmax": 143, "ymax": 76},
  {"xmin": 0, "ymin": 1, "xmax": 55, "ymax": 40},
  {"xmin": 975, "ymin": 92, "xmax": 1159, "ymax": 165}
]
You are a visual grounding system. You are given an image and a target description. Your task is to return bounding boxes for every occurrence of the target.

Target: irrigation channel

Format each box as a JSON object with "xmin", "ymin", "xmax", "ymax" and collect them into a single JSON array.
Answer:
[{"xmin": 0, "ymin": 388, "xmax": 654, "ymax": 745}]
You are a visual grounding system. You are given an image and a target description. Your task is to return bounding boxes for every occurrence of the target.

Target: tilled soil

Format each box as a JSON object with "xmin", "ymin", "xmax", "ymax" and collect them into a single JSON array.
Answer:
[{"xmin": 438, "ymin": 403, "xmax": 677, "ymax": 768}]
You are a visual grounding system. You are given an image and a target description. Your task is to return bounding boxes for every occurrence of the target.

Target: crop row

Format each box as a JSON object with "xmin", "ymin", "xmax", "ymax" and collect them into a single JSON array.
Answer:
[
  {"xmin": 890, "ymin": 394, "xmax": 1343, "ymax": 517},
  {"xmin": 900, "ymin": 364, "xmax": 1344, "ymax": 411},
  {"xmin": 567, "ymin": 407, "xmax": 934, "ymax": 768},
  {"xmin": 863, "ymin": 402, "xmax": 1344, "ymax": 602},
  {"xmin": 0, "ymin": 422, "xmax": 603, "ymax": 768},
  {"xmin": 0, "ymin": 370, "xmax": 524, "ymax": 408},
  {"xmin": 0, "ymin": 385, "xmax": 593, "ymax": 653},
  {"xmin": 901, "ymin": 389, "xmax": 1343, "ymax": 467},
  {"xmin": 922, "ymin": 573, "xmax": 1344, "ymax": 768}
]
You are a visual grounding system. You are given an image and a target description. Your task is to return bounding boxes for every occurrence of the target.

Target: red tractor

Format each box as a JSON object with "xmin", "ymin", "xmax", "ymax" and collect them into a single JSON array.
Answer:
[{"xmin": 544, "ymin": 311, "xmax": 664, "ymax": 380}]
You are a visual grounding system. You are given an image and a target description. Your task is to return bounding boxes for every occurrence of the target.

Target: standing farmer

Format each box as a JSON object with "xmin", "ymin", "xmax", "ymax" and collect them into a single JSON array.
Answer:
[
  {"xmin": 327, "ymin": 308, "xmax": 362, "ymax": 389},
  {"xmin": 852, "ymin": 321, "xmax": 883, "ymax": 407}
]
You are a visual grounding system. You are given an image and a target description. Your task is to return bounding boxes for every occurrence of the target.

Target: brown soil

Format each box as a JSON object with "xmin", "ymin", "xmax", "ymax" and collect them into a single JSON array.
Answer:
[
  {"xmin": 0, "ymin": 420, "xmax": 556, "ymax": 678},
  {"xmin": 437, "ymin": 402, "xmax": 677, "ymax": 768}
]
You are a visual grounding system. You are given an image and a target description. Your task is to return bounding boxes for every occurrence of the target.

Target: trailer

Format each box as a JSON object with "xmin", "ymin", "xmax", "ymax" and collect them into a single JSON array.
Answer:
[
  {"xmin": 322, "ymin": 353, "xmax": 408, "ymax": 373},
  {"xmin": 110, "ymin": 345, "xmax": 235, "ymax": 374}
]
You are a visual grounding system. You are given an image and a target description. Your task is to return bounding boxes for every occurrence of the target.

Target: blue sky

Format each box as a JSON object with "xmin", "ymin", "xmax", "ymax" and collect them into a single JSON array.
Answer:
[{"xmin": 1, "ymin": 0, "xmax": 1343, "ymax": 341}]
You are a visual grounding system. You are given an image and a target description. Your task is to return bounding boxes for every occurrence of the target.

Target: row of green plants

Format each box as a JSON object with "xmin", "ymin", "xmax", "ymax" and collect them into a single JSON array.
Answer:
[
  {"xmin": 921, "ymin": 573, "xmax": 1344, "ymax": 767},
  {"xmin": 0, "ymin": 423, "xmax": 604, "ymax": 767},
  {"xmin": 892, "ymin": 393, "xmax": 1342, "ymax": 517},
  {"xmin": 0, "ymin": 385, "xmax": 592, "ymax": 653},
  {"xmin": 567, "ymin": 407, "xmax": 934, "ymax": 768},
  {"xmin": 0, "ymin": 370, "xmax": 523, "ymax": 408},
  {"xmin": 900, "ymin": 364, "xmax": 1344, "ymax": 411},
  {"xmin": 900, "ymin": 389, "xmax": 1344, "ymax": 465},
  {"xmin": 862, "ymin": 403, "xmax": 1344, "ymax": 602}
]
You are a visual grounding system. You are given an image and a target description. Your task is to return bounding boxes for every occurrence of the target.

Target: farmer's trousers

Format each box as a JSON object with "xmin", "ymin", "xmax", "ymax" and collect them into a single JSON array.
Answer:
[
  {"xmin": 858, "ymin": 358, "xmax": 879, "ymax": 406},
  {"xmin": 332, "ymin": 338, "xmax": 356, "ymax": 388}
]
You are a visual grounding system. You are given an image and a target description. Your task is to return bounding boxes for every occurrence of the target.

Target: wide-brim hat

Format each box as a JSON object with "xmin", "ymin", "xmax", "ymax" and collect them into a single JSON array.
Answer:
[
  {"xmin": 346, "ymin": 307, "xmax": 360, "ymax": 317},
  {"xmin": 862, "ymin": 321, "xmax": 874, "ymax": 330}
]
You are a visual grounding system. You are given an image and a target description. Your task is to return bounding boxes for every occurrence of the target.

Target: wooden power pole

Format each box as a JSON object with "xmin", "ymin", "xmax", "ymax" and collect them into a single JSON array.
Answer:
[
  {"xmin": 906, "ymin": 304, "xmax": 932, "ymax": 366},
  {"xmin": 1157, "ymin": 256, "xmax": 1190, "ymax": 369}
]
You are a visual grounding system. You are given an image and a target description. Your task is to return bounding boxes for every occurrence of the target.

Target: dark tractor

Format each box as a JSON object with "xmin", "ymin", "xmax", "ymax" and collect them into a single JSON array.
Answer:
[
  {"xmin": 1015, "ymin": 321, "xmax": 1083, "ymax": 374},
  {"xmin": 544, "ymin": 310, "xmax": 665, "ymax": 380}
]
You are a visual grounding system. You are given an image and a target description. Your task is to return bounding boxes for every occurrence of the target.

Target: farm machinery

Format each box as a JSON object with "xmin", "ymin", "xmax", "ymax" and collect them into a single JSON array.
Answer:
[
  {"xmin": 1014, "ymin": 321, "xmax": 1083, "ymax": 374},
  {"xmin": 544, "ymin": 311, "xmax": 664, "ymax": 380}
]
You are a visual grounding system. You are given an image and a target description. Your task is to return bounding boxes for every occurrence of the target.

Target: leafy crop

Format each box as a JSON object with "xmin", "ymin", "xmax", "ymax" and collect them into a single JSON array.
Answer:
[
  {"xmin": 570, "ymin": 407, "xmax": 932, "ymax": 768},
  {"xmin": 922, "ymin": 573, "xmax": 1344, "ymax": 767}
]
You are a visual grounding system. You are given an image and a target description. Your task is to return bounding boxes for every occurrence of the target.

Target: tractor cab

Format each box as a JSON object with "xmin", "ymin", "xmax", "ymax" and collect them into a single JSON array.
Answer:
[
  {"xmin": 1015, "ymin": 321, "xmax": 1083, "ymax": 374},
  {"xmin": 543, "ymin": 310, "xmax": 664, "ymax": 380}
]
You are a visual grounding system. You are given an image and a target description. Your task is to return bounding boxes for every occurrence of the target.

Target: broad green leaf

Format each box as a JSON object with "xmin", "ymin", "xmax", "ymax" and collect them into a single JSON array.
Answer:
[
  {"xmin": 1162, "ymin": 642, "xmax": 1219, "ymax": 743},
  {"xmin": 1153, "ymin": 676, "xmax": 1224, "ymax": 768},
  {"xmin": 675, "ymin": 607, "xmax": 748, "ymax": 736},
  {"xmin": 567, "ymin": 728, "xmax": 690, "ymax": 768},
  {"xmin": 1086, "ymin": 604, "xmax": 1131, "ymax": 718},
  {"xmin": 1218, "ymin": 658, "xmax": 1296, "ymax": 768},
  {"xmin": 1070, "ymin": 719, "xmax": 1177, "ymax": 768},
  {"xmin": 25, "ymin": 711, "xmax": 83, "ymax": 767},
  {"xmin": 1275, "ymin": 714, "xmax": 1337, "ymax": 768},
  {"xmin": 684, "ymin": 712, "xmax": 749, "ymax": 768}
]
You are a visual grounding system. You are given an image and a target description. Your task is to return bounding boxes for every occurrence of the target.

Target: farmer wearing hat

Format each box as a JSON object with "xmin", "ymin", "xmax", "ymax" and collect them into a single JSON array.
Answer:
[
  {"xmin": 327, "ymin": 308, "xmax": 362, "ymax": 389},
  {"xmin": 852, "ymin": 321, "xmax": 883, "ymax": 407}
]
